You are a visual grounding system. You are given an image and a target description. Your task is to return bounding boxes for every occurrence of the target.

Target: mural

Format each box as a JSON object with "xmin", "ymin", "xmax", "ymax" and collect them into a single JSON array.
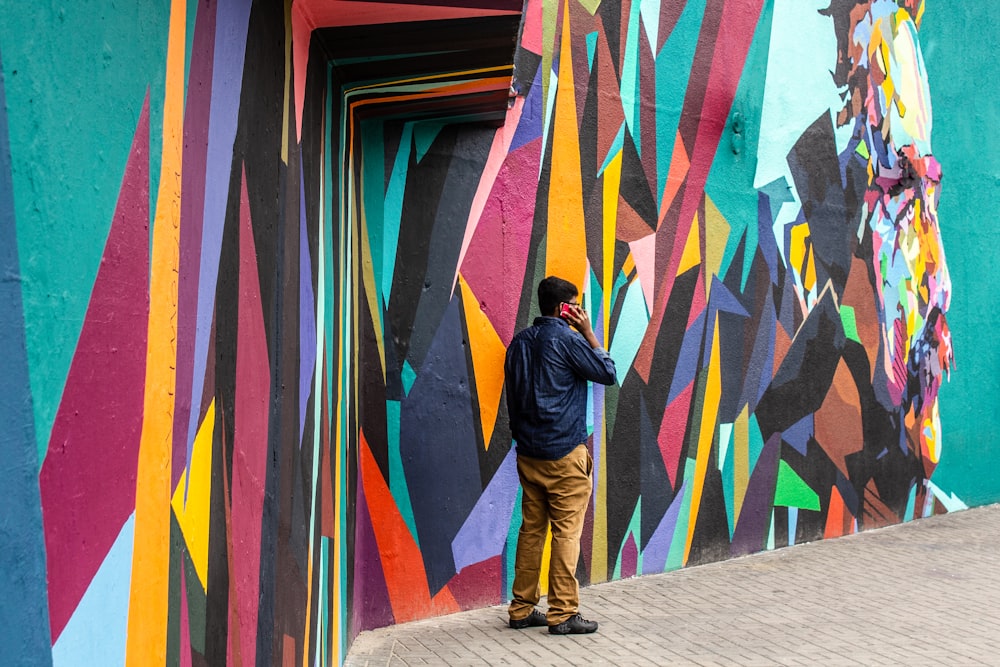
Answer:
[{"xmin": 0, "ymin": 0, "xmax": 977, "ymax": 665}]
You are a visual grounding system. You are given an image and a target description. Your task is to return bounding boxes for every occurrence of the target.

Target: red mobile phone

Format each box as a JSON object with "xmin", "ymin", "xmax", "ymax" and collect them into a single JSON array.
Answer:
[{"xmin": 560, "ymin": 302, "xmax": 572, "ymax": 318}]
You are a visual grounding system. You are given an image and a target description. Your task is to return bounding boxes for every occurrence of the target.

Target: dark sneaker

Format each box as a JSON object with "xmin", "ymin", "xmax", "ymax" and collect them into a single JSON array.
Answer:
[
  {"xmin": 509, "ymin": 609, "xmax": 547, "ymax": 629},
  {"xmin": 548, "ymin": 614, "xmax": 598, "ymax": 635}
]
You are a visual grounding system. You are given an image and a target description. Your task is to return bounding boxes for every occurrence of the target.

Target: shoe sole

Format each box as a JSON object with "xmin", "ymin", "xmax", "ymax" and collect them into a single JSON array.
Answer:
[{"xmin": 548, "ymin": 625, "xmax": 598, "ymax": 635}]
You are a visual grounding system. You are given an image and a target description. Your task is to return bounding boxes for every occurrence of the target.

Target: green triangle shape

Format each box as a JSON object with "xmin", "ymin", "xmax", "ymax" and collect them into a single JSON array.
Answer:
[{"xmin": 774, "ymin": 460, "xmax": 820, "ymax": 511}]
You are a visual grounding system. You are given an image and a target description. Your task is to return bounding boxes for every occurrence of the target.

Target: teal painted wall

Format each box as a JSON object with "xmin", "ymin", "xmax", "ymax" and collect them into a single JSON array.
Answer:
[{"xmin": 923, "ymin": 4, "xmax": 1000, "ymax": 506}]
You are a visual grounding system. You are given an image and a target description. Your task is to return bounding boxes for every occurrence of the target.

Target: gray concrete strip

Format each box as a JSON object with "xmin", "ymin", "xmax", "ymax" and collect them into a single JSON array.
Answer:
[{"xmin": 345, "ymin": 504, "xmax": 1000, "ymax": 666}]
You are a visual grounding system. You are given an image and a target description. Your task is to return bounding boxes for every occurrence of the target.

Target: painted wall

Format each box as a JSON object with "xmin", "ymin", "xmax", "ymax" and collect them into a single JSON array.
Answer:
[{"xmin": 2, "ymin": 0, "xmax": 998, "ymax": 665}]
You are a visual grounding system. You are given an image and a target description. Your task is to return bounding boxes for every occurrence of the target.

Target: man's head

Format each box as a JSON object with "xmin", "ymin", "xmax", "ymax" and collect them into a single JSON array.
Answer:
[{"xmin": 538, "ymin": 276, "xmax": 578, "ymax": 317}]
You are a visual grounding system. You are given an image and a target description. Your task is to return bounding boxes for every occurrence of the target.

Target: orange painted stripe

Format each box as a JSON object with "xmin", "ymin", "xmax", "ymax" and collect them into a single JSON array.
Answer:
[
  {"xmin": 545, "ymin": 0, "xmax": 587, "ymax": 287},
  {"xmin": 125, "ymin": 0, "xmax": 185, "ymax": 663}
]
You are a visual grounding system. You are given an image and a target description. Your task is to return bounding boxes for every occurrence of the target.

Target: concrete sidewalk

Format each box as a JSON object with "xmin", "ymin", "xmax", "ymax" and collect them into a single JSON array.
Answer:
[{"xmin": 345, "ymin": 504, "xmax": 1000, "ymax": 666}]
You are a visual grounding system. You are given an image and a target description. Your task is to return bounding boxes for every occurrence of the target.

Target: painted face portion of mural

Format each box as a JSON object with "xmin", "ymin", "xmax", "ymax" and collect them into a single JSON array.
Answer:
[
  {"xmin": 848, "ymin": 2, "xmax": 953, "ymax": 469},
  {"xmin": 0, "ymin": 0, "xmax": 962, "ymax": 665}
]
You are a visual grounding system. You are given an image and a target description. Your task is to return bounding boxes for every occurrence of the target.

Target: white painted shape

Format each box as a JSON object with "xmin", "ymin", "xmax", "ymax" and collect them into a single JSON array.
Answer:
[{"xmin": 755, "ymin": 0, "xmax": 841, "ymax": 190}]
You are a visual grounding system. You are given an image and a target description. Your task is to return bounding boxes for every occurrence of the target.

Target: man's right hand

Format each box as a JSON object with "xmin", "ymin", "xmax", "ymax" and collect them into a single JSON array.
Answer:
[{"xmin": 564, "ymin": 304, "xmax": 602, "ymax": 349}]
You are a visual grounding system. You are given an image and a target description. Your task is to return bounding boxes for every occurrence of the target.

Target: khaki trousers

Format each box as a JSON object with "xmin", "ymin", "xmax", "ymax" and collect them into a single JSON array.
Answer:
[{"xmin": 508, "ymin": 444, "xmax": 593, "ymax": 625}]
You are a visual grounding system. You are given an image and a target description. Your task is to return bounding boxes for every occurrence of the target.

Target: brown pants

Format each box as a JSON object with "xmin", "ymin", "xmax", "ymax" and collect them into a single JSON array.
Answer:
[{"xmin": 508, "ymin": 444, "xmax": 593, "ymax": 625}]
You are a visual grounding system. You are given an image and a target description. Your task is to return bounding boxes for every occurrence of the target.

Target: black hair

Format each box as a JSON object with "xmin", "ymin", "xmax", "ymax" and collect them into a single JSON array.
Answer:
[{"xmin": 537, "ymin": 276, "xmax": 578, "ymax": 316}]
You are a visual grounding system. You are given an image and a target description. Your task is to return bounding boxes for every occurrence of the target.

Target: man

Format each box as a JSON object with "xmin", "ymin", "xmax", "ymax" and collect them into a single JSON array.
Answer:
[{"xmin": 504, "ymin": 276, "xmax": 617, "ymax": 635}]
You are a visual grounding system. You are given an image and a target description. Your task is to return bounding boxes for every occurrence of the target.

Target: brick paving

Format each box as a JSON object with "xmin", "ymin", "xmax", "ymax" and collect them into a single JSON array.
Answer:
[{"xmin": 345, "ymin": 504, "xmax": 1000, "ymax": 666}]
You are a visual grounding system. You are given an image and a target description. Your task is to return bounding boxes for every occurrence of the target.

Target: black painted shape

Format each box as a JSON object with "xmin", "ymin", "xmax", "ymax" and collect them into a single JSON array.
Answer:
[
  {"xmin": 606, "ymin": 370, "xmax": 644, "ymax": 570},
  {"xmin": 407, "ymin": 125, "xmax": 494, "ymax": 370},
  {"xmin": 477, "ymin": 394, "xmax": 514, "ymax": 491},
  {"xmin": 359, "ymin": 277, "xmax": 390, "ymax": 482},
  {"xmin": 832, "ymin": 458, "xmax": 861, "ymax": 518},
  {"xmin": 774, "ymin": 268, "xmax": 799, "ymax": 339},
  {"xmin": 581, "ymin": 58, "xmax": 603, "ymax": 279},
  {"xmin": 382, "ymin": 310, "xmax": 405, "ymax": 401},
  {"xmin": 717, "ymin": 310, "xmax": 749, "ymax": 423},
  {"xmin": 841, "ymin": 337, "xmax": 923, "ymax": 526},
  {"xmin": 740, "ymin": 278, "xmax": 776, "ymax": 415},
  {"xmin": 639, "ymin": 392, "xmax": 674, "ymax": 551},
  {"xmin": 619, "ymin": 130, "xmax": 658, "ymax": 232},
  {"xmin": 644, "ymin": 266, "xmax": 700, "ymax": 417},
  {"xmin": 820, "ymin": 0, "xmax": 867, "ymax": 90},
  {"xmin": 237, "ymin": 4, "xmax": 294, "ymax": 662},
  {"xmin": 689, "ymin": 465, "xmax": 734, "ymax": 565},
  {"xmin": 755, "ymin": 287, "xmax": 846, "ymax": 438},
  {"xmin": 598, "ymin": 1, "xmax": 622, "ymax": 78},
  {"xmin": 383, "ymin": 120, "xmax": 405, "ymax": 195},
  {"xmin": 772, "ymin": 505, "xmax": 789, "ymax": 549},
  {"xmin": 607, "ymin": 256, "xmax": 637, "ymax": 350},
  {"xmin": 316, "ymin": 16, "xmax": 521, "ymax": 126},
  {"xmin": 399, "ymin": 299, "xmax": 482, "ymax": 595},
  {"xmin": 512, "ymin": 47, "xmax": 541, "ymax": 97},
  {"xmin": 386, "ymin": 130, "xmax": 454, "ymax": 373},
  {"xmin": 787, "ymin": 113, "xmax": 855, "ymax": 298}
]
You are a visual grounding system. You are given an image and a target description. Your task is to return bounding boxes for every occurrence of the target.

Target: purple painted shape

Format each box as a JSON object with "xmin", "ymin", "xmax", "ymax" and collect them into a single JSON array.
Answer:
[
  {"xmin": 230, "ymin": 168, "xmax": 270, "ymax": 666},
  {"xmin": 668, "ymin": 310, "xmax": 706, "ymax": 404},
  {"xmin": 509, "ymin": 63, "xmax": 543, "ymax": 152},
  {"xmin": 620, "ymin": 534, "xmax": 638, "ymax": 579},
  {"xmin": 782, "ymin": 415, "xmax": 812, "ymax": 456},
  {"xmin": 590, "ymin": 382, "xmax": 604, "ymax": 504},
  {"xmin": 730, "ymin": 433, "xmax": 781, "ymax": 557},
  {"xmin": 641, "ymin": 479, "xmax": 686, "ymax": 574},
  {"xmin": 173, "ymin": 0, "xmax": 219, "ymax": 488},
  {"xmin": 461, "ymin": 138, "xmax": 540, "ymax": 345},
  {"xmin": 352, "ymin": 471, "xmax": 395, "ymax": 632},
  {"xmin": 451, "ymin": 448, "xmax": 519, "ymax": 571},
  {"xmin": 40, "ymin": 100, "xmax": 151, "ymax": 642},
  {"xmin": 186, "ymin": 0, "xmax": 253, "ymax": 454},
  {"xmin": 741, "ymin": 285, "xmax": 775, "ymax": 412},
  {"xmin": 298, "ymin": 155, "xmax": 316, "ymax": 445}
]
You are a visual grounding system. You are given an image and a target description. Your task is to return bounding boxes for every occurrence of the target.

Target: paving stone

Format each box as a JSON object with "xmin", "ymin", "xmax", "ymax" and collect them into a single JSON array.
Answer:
[{"xmin": 345, "ymin": 505, "xmax": 1000, "ymax": 666}]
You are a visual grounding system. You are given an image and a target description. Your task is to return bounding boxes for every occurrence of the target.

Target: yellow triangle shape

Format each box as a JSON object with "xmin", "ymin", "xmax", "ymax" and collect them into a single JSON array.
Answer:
[
  {"xmin": 458, "ymin": 275, "xmax": 507, "ymax": 450},
  {"xmin": 677, "ymin": 211, "xmax": 702, "ymax": 276},
  {"xmin": 171, "ymin": 400, "xmax": 215, "ymax": 591}
]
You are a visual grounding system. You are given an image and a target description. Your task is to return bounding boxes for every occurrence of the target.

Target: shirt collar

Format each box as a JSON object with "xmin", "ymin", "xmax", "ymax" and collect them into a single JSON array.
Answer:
[{"xmin": 533, "ymin": 315, "xmax": 569, "ymax": 327}]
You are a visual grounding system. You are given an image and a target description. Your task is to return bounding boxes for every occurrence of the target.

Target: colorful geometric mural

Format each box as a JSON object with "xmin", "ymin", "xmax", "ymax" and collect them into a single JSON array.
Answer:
[{"xmin": 0, "ymin": 0, "xmax": 978, "ymax": 665}]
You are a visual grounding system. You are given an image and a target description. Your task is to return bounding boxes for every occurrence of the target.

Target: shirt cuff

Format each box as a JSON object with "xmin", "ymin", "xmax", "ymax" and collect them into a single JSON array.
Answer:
[{"xmin": 592, "ymin": 346, "xmax": 611, "ymax": 359}]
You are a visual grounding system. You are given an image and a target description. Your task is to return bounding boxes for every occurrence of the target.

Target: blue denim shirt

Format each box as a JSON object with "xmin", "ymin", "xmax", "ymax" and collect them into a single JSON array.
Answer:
[{"xmin": 504, "ymin": 316, "xmax": 617, "ymax": 460}]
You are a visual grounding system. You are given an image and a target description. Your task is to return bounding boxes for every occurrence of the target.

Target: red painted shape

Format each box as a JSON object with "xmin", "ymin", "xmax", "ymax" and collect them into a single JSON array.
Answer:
[
  {"xmin": 229, "ymin": 166, "xmax": 271, "ymax": 665},
  {"xmin": 40, "ymin": 98, "xmax": 151, "ymax": 641},
  {"xmin": 824, "ymin": 485, "xmax": 847, "ymax": 539},
  {"xmin": 658, "ymin": 382, "xmax": 694, "ymax": 487},
  {"xmin": 359, "ymin": 430, "xmax": 460, "ymax": 623},
  {"xmin": 620, "ymin": 533, "xmax": 638, "ymax": 580},
  {"xmin": 461, "ymin": 138, "xmax": 541, "ymax": 346},
  {"xmin": 445, "ymin": 556, "xmax": 503, "ymax": 611},
  {"xmin": 295, "ymin": 0, "xmax": 519, "ymax": 29}
]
